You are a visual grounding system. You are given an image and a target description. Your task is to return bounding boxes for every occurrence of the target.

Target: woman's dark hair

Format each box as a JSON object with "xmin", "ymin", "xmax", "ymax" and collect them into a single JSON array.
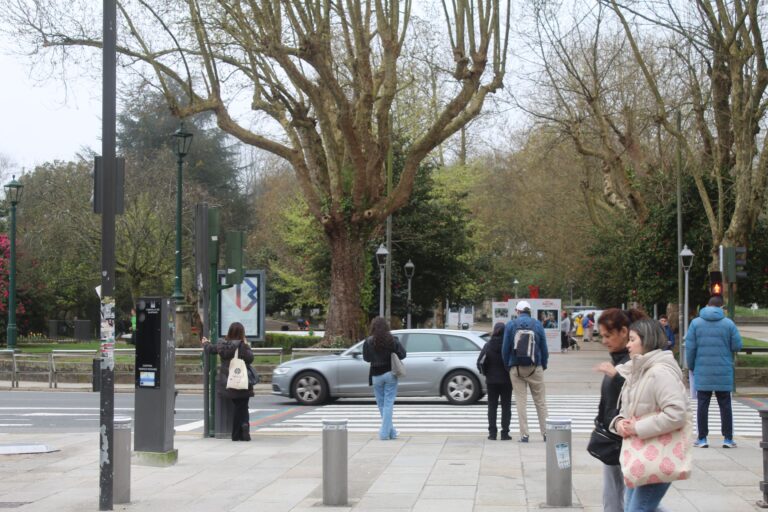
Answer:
[
  {"xmin": 597, "ymin": 308, "xmax": 647, "ymax": 334},
  {"xmin": 630, "ymin": 318, "xmax": 667, "ymax": 353},
  {"xmin": 492, "ymin": 322, "xmax": 505, "ymax": 337},
  {"xmin": 369, "ymin": 317, "xmax": 395, "ymax": 350},
  {"xmin": 226, "ymin": 322, "xmax": 246, "ymax": 342}
]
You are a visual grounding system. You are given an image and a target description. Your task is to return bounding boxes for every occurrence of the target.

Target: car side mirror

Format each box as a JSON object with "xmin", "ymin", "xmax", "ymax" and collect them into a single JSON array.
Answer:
[{"xmin": 350, "ymin": 350, "xmax": 362, "ymax": 358}]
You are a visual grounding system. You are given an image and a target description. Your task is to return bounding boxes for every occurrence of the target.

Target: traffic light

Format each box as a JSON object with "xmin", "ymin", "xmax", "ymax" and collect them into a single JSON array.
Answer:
[
  {"xmin": 709, "ymin": 271, "xmax": 723, "ymax": 296},
  {"xmin": 724, "ymin": 246, "xmax": 748, "ymax": 281}
]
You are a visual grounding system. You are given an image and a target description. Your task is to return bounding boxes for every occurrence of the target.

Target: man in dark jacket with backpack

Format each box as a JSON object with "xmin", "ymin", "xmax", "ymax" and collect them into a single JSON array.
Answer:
[{"xmin": 502, "ymin": 300, "xmax": 549, "ymax": 443}]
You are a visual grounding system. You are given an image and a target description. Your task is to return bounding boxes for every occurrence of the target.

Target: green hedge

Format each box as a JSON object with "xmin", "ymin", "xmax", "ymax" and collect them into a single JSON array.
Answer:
[{"xmin": 261, "ymin": 333, "xmax": 323, "ymax": 351}]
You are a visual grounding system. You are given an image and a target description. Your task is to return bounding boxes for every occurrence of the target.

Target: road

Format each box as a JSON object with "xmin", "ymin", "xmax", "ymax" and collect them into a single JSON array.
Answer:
[{"xmin": 1, "ymin": 391, "xmax": 763, "ymax": 437}]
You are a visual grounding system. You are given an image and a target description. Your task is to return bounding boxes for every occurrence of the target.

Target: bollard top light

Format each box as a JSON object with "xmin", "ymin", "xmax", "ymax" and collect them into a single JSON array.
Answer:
[
  {"xmin": 4, "ymin": 175, "xmax": 23, "ymax": 206},
  {"xmin": 680, "ymin": 244, "xmax": 694, "ymax": 272},
  {"xmin": 173, "ymin": 121, "xmax": 194, "ymax": 158},
  {"xmin": 375, "ymin": 243, "xmax": 389, "ymax": 268},
  {"xmin": 404, "ymin": 259, "xmax": 415, "ymax": 279}
]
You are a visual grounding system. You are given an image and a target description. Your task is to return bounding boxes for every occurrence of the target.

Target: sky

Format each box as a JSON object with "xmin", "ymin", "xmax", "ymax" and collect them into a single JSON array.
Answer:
[{"xmin": 0, "ymin": 52, "xmax": 102, "ymax": 174}]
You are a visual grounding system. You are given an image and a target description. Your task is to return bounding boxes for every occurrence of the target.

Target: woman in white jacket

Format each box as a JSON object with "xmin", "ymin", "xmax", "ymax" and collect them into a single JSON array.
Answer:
[{"xmin": 597, "ymin": 318, "xmax": 690, "ymax": 512}]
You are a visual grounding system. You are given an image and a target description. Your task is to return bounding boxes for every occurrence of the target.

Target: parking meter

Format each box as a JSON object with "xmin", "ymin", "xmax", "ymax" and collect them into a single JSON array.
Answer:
[{"xmin": 134, "ymin": 297, "xmax": 178, "ymax": 465}]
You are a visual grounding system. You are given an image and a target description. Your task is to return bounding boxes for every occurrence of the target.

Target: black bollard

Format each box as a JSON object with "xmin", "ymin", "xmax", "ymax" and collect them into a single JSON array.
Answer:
[{"xmin": 758, "ymin": 408, "xmax": 768, "ymax": 508}]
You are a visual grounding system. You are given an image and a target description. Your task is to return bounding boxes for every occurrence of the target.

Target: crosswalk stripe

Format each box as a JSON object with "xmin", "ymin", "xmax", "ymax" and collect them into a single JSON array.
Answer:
[{"xmin": 258, "ymin": 395, "xmax": 763, "ymax": 436}]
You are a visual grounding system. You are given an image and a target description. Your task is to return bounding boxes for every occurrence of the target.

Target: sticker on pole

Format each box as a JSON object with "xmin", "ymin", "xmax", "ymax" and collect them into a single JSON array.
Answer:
[{"xmin": 555, "ymin": 443, "xmax": 571, "ymax": 469}]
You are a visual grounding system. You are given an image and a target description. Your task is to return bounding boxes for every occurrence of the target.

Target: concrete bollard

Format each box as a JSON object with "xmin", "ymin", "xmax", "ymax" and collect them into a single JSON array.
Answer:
[
  {"xmin": 757, "ymin": 408, "xmax": 768, "ymax": 508},
  {"xmin": 545, "ymin": 417, "xmax": 572, "ymax": 507},
  {"xmin": 322, "ymin": 418, "xmax": 348, "ymax": 506},
  {"xmin": 114, "ymin": 416, "xmax": 132, "ymax": 504}
]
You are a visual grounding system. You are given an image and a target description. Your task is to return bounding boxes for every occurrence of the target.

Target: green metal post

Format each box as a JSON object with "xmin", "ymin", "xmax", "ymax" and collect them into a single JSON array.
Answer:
[
  {"xmin": 7, "ymin": 201, "xmax": 17, "ymax": 350},
  {"xmin": 207, "ymin": 264, "xmax": 218, "ymax": 437},
  {"xmin": 173, "ymin": 153, "xmax": 184, "ymax": 301}
]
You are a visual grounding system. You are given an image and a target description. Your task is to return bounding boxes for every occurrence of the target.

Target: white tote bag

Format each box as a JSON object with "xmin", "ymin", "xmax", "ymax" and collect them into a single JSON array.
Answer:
[
  {"xmin": 391, "ymin": 352, "xmax": 406, "ymax": 378},
  {"xmin": 226, "ymin": 346, "xmax": 248, "ymax": 390}
]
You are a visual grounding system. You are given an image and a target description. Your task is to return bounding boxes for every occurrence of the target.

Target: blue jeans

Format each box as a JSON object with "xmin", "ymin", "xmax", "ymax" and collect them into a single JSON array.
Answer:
[
  {"xmin": 372, "ymin": 371, "xmax": 398, "ymax": 440},
  {"xmin": 624, "ymin": 482, "xmax": 671, "ymax": 512}
]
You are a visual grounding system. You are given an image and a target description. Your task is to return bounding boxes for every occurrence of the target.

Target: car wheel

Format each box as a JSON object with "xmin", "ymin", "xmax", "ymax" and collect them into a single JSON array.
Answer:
[
  {"xmin": 292, "ymin": 371, "xmax": 328, "ymax": 405},
  {"xmin": 443, "ymin": 370, "xmax": 481, "ymax": 405}
]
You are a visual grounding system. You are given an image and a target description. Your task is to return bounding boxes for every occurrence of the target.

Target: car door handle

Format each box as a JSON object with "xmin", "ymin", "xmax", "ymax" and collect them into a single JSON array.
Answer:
[{"xmin": 433, "ymin": 357, "xmax": 445, "ymax": 361}]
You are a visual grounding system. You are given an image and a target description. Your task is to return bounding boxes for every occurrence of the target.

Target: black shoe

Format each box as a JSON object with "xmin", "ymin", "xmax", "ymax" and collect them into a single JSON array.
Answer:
[
  {"xmin": 500, "ymin": 433, "xmax": 512, "ymax": 441},
  {"xmin": 487, "ymin": 433, "xmax": 497, "ymax": 440},
  {"xmin": 241, "ymin": 422, "xmax": 252, "ymax": 442}
]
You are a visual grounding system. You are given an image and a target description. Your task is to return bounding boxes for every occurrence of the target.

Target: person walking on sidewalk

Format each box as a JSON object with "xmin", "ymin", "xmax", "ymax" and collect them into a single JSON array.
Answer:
[
  {"xmin": 659, "ymin": 315, "xmax": 675, "ymax": 350},
  {"xmin": 560, "ymin": 310, "xmax": 572, "ymax": 353},
  {"xmin": 583, "ymin": 313, "xmax": 595, "ymax": 342},
  {"xmin": 502, "ymin": 300, "xmax": 549, "ymax": 443},
  {"xmin": 686, "ymin": 295, "xmax": 743, "ymax": 448},
  {"xmin": 201, "ymin": 322, "xmax": 255, "ymax": 441},
  {"xmin": 363, "ymin": 317, "xmax": 407, "ymax": 440},
  {"xmin": 477, "ymin": 322, "xmax": 513, "ymax": 440},
  {"xmin": 599, "ymin": 318, "xmax": 690, "ymax": 512},
  {"xmin": 593, "ymin": 308, "xmax": 647, "ymax": 512}
]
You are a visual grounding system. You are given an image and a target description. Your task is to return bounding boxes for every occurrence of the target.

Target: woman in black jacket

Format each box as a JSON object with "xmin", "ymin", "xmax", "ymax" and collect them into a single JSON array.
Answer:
[
  {"xmin": 593, "ymin": 309, "xmax": 646, "ymax": 511},
  {"xmin": 477, "ymin": 322, "xmax": 512, "ymax": 440},
  {"xmin": 362, "ymin": 317, "xmax": 406, "ymax": 440},
  {"xmin": 202, "ymin": 322, "xmax": 255, "ymax": 441}
]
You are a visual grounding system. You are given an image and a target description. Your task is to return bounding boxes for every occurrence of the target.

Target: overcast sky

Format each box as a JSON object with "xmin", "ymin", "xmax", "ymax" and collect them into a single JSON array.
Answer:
[{"xmin": 0, "ymin": 52, "xmax": 102, "ymax": 174}]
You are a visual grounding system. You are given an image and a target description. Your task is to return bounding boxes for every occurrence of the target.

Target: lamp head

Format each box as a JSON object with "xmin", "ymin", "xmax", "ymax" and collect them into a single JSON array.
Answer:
[
  {"xmin": 404, "ymin": 259, "xmax": 415, "ymax": 279},
  {"xmin": 680, "ymin": 244, "xmax": 694, "ymax": 271},
  {"xmin": 4, "ymin": 175, "xmax": 23, "ymax": 206},
  {"xmin": 173, "ymin": 122, "xmax": 194, "ymax": 158},
  {"xmin": 375, "ymin": 244, "xmax": 389, "ymax": 268}
]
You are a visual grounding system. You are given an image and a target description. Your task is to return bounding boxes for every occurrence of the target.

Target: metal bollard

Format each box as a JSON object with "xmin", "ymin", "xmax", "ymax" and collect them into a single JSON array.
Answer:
[
  {"xmin": 114, "ymin": 416, "xmax": 132, "ymax": 504},
  {"xmin": 545, "ymin": 417, "xmax": 572, "ymax": 507},
  {"xmin": 758, "ymin": 408, "xmax": 768, "ymax": 508},
  {"xmin": 322, "ymin": 419, "xmax": 348, "ymax": 506}
]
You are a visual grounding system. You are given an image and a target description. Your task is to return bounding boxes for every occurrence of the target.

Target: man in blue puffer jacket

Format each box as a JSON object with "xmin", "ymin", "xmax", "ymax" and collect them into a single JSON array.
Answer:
[
  {"xmin": 502, "ymin": 300, "xmax": 549, "ymax": 443},
  {"xmin": 686, "ymin": 295, "xmax": 743, "ymax": 448}
]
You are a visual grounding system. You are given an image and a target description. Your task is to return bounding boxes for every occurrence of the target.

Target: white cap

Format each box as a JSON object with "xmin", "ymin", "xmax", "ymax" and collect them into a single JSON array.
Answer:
[{"xmin": 515, "ymin": 300, "xmax": 531, "ymax": 311}]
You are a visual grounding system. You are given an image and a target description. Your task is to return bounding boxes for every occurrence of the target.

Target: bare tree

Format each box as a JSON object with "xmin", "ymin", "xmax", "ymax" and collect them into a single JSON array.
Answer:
[
  {"xmin": 2, "ymin": 0, "xmax": 511, "ymax": 340},
  {"xmin": 607, "ymin": 0, "xmax": 768, "ymax": 264}
]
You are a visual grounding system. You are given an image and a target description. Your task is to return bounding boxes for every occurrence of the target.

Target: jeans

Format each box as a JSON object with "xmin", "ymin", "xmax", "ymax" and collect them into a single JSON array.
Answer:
[
  {"xmin": 697, "ymin": 390, "xmax": 733, "ymax": 439},
  {"xmin": 603, "ymin": 464, "xmax": 624, "ymax": 512},
  {"xmin": 486, "ymin": 381, "xmax": 512, "ymax": 435},
  {"xmin": 372, "ymin": 371, "xmax": 398, "ymax": 440},
  {"xmin": 231, "ymin": 397, "xmax": 250, "ymax": 441},
  {"xmin": 624, "ymin": 482, "xmax": 671, "ymax": 512}
]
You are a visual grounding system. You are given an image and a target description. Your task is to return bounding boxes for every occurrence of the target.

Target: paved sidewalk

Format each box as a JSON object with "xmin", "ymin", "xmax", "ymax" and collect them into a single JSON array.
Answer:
[{"xmin": 0, "ymin": 430, "xmax": 765, "ymax": 511}]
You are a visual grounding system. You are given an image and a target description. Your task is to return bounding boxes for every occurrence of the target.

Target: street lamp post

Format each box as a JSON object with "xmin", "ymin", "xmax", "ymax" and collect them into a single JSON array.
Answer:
[
  {"xmin": 404, "ymin": 260, "xmax": 415, "ymax": 328},
  {"xmin": 172, "ymin": 122, "xmax": 193, "ymax": 302},
  {"xmin": 513, "ymin": 279, "xmax": 519, "ymax": 299},
  {"xmin": 375, "ymin": 244, "xmax": 389, "ymax": 318},
  {"xmin": 679, "ymin": 245, "xmax": 694, "ymax": 369},
  {"xmin": 4, "ymin": 176, "xmax": 23, "ymax": 350}
]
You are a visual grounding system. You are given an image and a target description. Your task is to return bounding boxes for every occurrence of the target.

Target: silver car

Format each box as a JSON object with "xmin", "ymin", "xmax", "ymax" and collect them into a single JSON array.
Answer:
[{"xmin": 271, "ymin": 329, "xmax": 488, "ymax": 405}]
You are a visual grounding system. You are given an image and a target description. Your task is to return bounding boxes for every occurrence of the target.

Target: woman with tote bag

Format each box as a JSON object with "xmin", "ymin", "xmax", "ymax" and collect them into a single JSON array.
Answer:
[
  {"xmin": 597, "ymin": 318, "xmax": 691, "ymax": 511},
  {"xmin": 363, "ymin": 317, "xmax": 406, "ymax": 440},
  {"xmin": 202, "ymin": 322, "xmax": 255, "ymax": 441}
]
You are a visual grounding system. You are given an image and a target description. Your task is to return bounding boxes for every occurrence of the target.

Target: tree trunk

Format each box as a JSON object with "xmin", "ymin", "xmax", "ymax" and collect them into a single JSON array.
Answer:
[{"xmin": 323, "ymin": 225, "xmax": 368, "ymax": 343}]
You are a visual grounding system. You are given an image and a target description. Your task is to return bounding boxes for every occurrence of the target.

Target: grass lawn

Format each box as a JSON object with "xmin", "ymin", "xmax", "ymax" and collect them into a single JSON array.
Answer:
[
  {"xmin": 736, "ymin": 305, "xmax": 768, "ymax": 318},
  {"xmin": 737, "ymin": 337, "xmax": 768, "ymax": 367}
]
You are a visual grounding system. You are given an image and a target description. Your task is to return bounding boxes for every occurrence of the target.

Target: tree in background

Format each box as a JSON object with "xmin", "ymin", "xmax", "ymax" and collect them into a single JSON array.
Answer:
[{"xmin": 2, "ymin": 1, "xmax": 511, "ymax": 341}]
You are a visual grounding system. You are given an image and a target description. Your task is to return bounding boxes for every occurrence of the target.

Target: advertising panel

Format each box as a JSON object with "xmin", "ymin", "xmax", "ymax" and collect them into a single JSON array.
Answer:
[{"xmin": 219, "ymin": 270, "xmax": 266, "ymax": 341}]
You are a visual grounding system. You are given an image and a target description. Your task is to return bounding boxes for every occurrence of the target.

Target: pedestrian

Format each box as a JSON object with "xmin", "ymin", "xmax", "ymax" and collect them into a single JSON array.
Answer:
[
  {"xmin": 659, "ymin": 314, "xmax": 675, "ymax": 350},
  {"xmin": 201, "ymin": 322, "xmax": 255, "ymax": 441},
  {"xmin": 597, "ymin": 318, "xmax": 690, "ymax": 511},
  {"xmin": 560, "ymin": 310, "xmax": 571, "ymax": 353},
  {"xmin": 592, "ymin": 308, "xmax": 647, "ymax": 512},
  {"xmin": 583, "ymin": 313, "xmax": 595, "ymax": 342},
  {"xmin": 363, "ymin": 317, "xmax": 407, "ymax": 440},
  {"xmin": 502, "ymin": 300, "xmax": 549, "ymax": 443},
  {"xmin": 575, "ymin": 314, "xmax": 584, "ymax": 340},
  {"xmin": 686, "ymin": 295, "xmax": 743, "ymax": 448},
  {"xmin": 477, "ymin": 322, "xmax": 512, "ymax": 440}
]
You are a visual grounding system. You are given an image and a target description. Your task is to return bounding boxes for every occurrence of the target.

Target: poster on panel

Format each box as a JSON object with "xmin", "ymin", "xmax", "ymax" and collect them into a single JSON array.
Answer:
[
  {"xmin": 219, "ymin": 270, "xmax": 266, "ymax": 342},
  {"xmin": 492, "ymin": 301, "xmax": 511, "ymax": 326}
]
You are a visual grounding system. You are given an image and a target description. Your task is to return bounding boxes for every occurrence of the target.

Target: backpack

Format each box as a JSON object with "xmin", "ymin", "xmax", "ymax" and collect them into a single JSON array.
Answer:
[{"xmin": 513, "ymin": 328, "xmax": 536, "ymax": 366}]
